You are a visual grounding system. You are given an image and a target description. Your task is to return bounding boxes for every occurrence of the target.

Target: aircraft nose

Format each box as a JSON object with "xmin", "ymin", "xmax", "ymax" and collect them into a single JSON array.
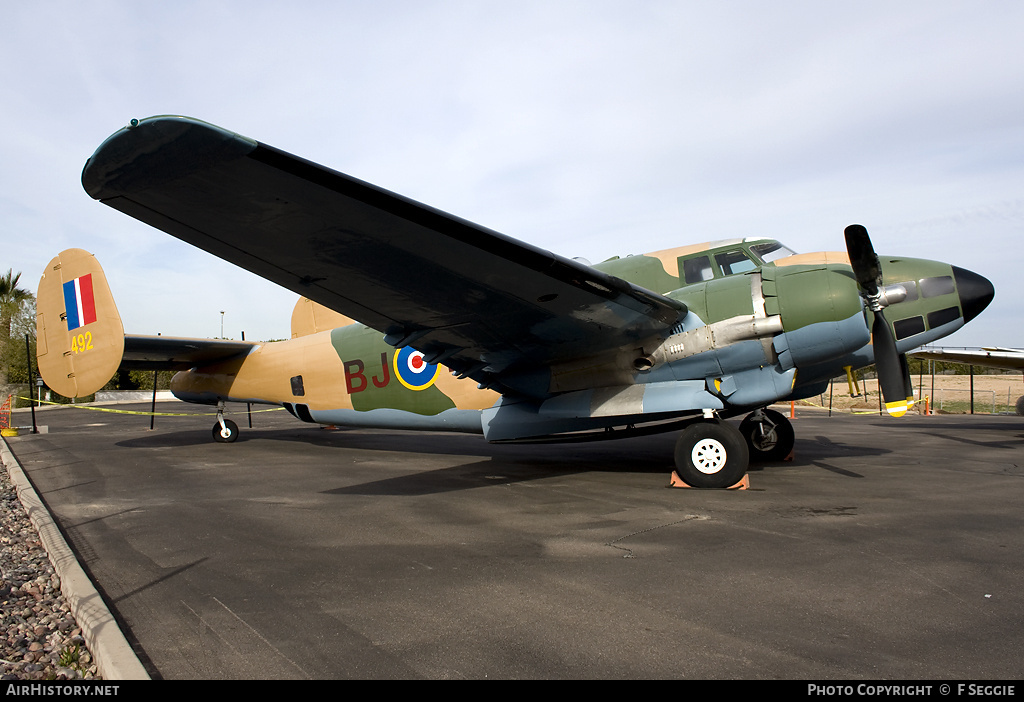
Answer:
[{"xmin": 952, "ymin": 266, "xmax": 995, "ymax": 323}]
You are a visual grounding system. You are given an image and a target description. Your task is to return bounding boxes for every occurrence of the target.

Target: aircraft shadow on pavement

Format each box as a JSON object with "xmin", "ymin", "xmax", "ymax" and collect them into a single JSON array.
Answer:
[
  {"xmin": 115, "ymin": 424, "xmax": 679, "ymax": 464},
  {"xmin": 113, "ymin": 424, "xmax": 681, "ymax": 496},
  {"xmin": 111, "ymin": 422, "xmax": 900, "ymax": 493},
  {"xmin": 321, "ymin": 458, "xmax": 582, "ymax": 496},
  {"xmin": 802, "ymin": 435, "xmax": 891, "ymax": 460},
  {"xmin": 920, "ymin": 428, "xmax": 1024, "ymax": 451},
  {"xmin": 320, "ymin": 445, "xmax": 683, "ymax": 496}
]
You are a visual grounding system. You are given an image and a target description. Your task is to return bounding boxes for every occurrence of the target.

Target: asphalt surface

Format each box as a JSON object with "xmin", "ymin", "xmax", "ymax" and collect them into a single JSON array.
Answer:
[{"xmin": 5, "ymin": 402, "xmax": 1024, "ymax": 680}]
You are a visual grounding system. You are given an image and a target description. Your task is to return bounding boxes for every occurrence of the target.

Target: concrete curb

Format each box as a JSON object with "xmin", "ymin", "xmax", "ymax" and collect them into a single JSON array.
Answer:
[{"xmin": 0, "ymin": 437, "xmax": 150, "ymax": 680}]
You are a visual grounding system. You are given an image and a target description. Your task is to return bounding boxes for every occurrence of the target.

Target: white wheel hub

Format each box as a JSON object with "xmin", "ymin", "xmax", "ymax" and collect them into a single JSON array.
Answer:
[{"xmin": 691, "ymin": 438, "xmax": 728, "ymax": 474}]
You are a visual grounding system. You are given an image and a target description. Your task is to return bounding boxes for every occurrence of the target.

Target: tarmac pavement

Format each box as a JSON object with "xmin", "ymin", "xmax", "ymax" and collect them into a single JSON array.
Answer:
[{"xmin": 3, "ymin": 402, "xmax": 1023, "ymax": 679}]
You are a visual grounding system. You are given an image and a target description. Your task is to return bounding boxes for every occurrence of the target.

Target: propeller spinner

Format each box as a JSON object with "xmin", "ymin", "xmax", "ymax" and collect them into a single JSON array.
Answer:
[{"xmin": 844, "ymin": 224, "xmax": 914, "ymax": 417}]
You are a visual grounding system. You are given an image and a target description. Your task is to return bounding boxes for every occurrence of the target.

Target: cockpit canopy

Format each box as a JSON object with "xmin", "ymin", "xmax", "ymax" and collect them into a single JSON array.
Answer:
[{"xmin": 677, "ymin": 239, "xmax": 796, "ymax": 285}]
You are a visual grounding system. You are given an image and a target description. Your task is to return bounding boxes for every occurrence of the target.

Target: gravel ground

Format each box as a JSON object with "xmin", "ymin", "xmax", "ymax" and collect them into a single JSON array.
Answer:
[{"xmin": 0, "ymin": 448, "xmax": 100, "ymax": 680}]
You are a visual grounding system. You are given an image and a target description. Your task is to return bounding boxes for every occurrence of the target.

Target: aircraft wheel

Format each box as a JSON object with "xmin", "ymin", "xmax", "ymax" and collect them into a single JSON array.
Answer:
[
  {"xmin": 212, "ymin": 418, "xmax": 239, "ymax": 443},
  {"xmin": 674, "ymin": 421, "xmax": 749, "ymax": 488},
  {"xmin": 739, "ymin": 409, "xmax": 795, "ymax": 463},
  {"xmin": 1016, "ymin": 396, "xmax": 1024, "ymax": 417}
]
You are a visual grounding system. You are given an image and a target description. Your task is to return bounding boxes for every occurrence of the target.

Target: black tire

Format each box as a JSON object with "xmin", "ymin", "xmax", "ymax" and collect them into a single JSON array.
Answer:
[
  {"xmin": 673, "ymin": 421, "xmax": 749, "ymax": 488},
  {"xmin": 1016, "ymin": 396, "xmax": 1024, "ymax": 417},
  {"xmin": 739, "ymin": 409, "xmax": 795, "ymax": 463},
  {"xmin": 212, "ymin": 418, "xmax": 239, "ymax": 443}
]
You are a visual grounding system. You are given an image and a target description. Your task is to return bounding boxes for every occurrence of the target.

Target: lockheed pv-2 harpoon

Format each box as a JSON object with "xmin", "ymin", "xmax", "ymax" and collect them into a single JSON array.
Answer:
[{"xmin": 37, "ymin": 116, "xmax": 995, "ymax": 488}]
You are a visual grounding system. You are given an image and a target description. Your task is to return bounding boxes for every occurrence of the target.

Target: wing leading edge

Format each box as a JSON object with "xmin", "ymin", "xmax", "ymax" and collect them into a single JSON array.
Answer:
[{"xmin": 82, "ymin": 116, "xmax": 684, "ymax": 397}]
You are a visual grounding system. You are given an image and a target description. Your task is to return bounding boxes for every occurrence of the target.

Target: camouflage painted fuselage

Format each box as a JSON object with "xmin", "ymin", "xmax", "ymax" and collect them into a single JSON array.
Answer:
[{"xmin": 169, "ymin": 238, "xmax": 977, "ymax": 441}]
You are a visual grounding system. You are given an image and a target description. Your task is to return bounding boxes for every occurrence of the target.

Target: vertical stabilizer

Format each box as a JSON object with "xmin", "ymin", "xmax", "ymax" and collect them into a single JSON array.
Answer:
[
  {"xmin": 36, "ymin": 249, "xmax": 125, "ymax": 397},
  {"xmin": 290, "ymin": 296, "xmax": 355, "ymax": 338}
]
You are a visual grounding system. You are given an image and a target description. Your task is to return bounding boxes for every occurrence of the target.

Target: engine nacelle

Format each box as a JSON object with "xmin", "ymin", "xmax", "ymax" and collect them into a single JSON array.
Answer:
[{"xmin": 762, "ymin": 264, "xmax": 870, "ymax": 369}]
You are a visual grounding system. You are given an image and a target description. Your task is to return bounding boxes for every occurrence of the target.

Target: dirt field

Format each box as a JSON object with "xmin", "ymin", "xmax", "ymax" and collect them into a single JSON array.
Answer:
[{"xmin": 794, "ymin": 372, "xmax": 1024, "ymax": 415}]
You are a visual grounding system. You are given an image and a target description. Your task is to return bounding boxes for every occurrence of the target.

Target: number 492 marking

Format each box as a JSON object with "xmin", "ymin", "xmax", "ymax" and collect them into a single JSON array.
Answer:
[{"xmin": 71, "ymin": 331, "xmax": 94, "ymax": 354}]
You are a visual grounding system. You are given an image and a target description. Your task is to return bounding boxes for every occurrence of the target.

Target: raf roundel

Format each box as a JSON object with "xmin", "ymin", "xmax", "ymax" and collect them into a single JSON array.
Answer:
[{"xmin": 393, "ymin": 346, "xmax": 441, "ymax": 391}]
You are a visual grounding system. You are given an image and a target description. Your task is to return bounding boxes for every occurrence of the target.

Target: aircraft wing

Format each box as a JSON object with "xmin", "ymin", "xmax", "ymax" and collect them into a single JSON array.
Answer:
[
  {"xmin": 82, "ymin": 116, "xmax": 684, "ymax": 395},
  {"xmin": 121, "ymin": 335, "xmax": 257, "ymax": 371},
  {"xmin": 912, "ymin": 347, "xmax": 1024, "ymax": 372}
]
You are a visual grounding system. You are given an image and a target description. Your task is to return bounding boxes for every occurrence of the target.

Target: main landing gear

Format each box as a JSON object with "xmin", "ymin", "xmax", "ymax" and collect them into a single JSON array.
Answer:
[
  {"xmin": 673, "ymin": 419, "xmax": 748, "ymax": 489},
  {"xmin": 212, "ymin": 402, "xmax": 239, "ymax": 443},
  {"xmin": 738, "ymin": 408, "xmax": 795, "ymax": 463},
  {"xmin": 672, "ymin": 408, "xmax": 795, "ymax": 488}
]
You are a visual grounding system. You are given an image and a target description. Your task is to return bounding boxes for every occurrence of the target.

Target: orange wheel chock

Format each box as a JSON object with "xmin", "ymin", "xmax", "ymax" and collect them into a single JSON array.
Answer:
[{"xmin": 669, "ymin": 472, "xmax": 750, "ymax": 490}]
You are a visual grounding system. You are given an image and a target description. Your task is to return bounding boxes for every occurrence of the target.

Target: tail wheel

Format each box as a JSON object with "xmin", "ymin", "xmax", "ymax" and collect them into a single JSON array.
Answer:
[
  {"xmin": 674, "ymin": 420, "xmax": 749, "ymax": 488},
  {"xmin": 212, "ymin": 418, "xmax": 239, "ymax": 443},
  {"xmin": 739, "ymin": 409, "xmax": 795, "ymax": 463}
]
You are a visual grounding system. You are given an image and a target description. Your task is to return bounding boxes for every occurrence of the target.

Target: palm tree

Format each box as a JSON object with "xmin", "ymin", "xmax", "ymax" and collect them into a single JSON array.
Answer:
[{"xmin": 0, "ymin": 269, "xmax": 35, "ymax": 386}]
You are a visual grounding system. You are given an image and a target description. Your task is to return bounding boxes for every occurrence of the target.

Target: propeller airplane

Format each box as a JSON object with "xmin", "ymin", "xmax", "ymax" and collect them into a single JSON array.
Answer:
[
  {"xmin": 912, "ymin": 347, "xmax": 1024, "ymax": 416},
  {"xmin": 36, "ymin": 116, "xmax": 995, "ymax": 488}
]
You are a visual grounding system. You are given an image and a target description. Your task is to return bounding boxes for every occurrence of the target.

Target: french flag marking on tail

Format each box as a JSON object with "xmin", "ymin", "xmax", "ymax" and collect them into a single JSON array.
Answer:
[{"xmin": 63, "ymin": 274, "xmax": 97, "ymax": 331}]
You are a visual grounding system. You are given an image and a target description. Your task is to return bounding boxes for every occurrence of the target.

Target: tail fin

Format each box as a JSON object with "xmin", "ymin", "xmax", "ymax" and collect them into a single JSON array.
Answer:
[
  {"xmin": 290, "ymin": 296, "xmax": 355, "ymax": 338},
  {"xmin": 36, "ymin": 249, "xmax": 124, "ymax": 397}
]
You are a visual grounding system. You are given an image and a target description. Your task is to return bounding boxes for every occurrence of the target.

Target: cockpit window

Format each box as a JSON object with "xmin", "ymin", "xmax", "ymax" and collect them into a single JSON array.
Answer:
[
  {"xmin": 715, "ymin": 250, "xmax": 758, "ymax": 276},
  {"xmin": 750, "ymin": 241, "xmax": 796, "ymax": 263},
  {"xmin": 682, "ymin": 255, "xmax": 714, "ymax": 284}
]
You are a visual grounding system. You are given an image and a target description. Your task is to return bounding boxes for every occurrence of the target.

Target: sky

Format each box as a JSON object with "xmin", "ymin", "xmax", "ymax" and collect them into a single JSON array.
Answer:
[{"xmin": 3, "ymin": 1, "xmax": 1023, "ymax": 348}]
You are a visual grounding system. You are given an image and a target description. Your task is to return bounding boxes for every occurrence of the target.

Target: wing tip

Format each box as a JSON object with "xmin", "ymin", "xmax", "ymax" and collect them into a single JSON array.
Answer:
[{"xmin": 82, "ymin": 115, "xmax": 257, "ymax": 200}]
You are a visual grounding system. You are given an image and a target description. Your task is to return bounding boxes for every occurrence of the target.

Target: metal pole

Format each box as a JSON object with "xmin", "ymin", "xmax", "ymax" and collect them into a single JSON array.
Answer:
[
  {"xmin": 242, "ymin": 331, "xmax": 253, "ymax": 428},
  {"xmin": 930, "ymin": 360, "xmax": 935, "ymax": 415},
  {"xmin": 150, "ymin": 333, "xmax": 160, "ymax": 429},
  {"xmin": 150, "ymin": 370, "xmax": 158, "ymax": 430},
  {"xmin": 921, "ymin": 362, "xmax": 929, "ymax": 413},
  {"xmin": 828, "ymin": 376, "xmax": 834, "ymax": 417},
  {"xmin": 25, "ymin": 334, "xmax": 37, "ymax": 434},
  {"xmin": 970, "ymin": 365, "xmax": 974, "ymax": 415}
]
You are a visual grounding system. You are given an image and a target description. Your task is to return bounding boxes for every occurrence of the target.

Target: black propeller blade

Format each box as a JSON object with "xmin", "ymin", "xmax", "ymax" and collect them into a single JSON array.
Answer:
[
  {"xmin": 899, "ymin": 353, "xmax": 914, "ymax": 410},
  {"xmin": 844, "ymin": 224, "xmax": 911, "ymax": 417},
  {"xmin": 844, "ymin": 224, "xmax": 882, "ymax": 296}
]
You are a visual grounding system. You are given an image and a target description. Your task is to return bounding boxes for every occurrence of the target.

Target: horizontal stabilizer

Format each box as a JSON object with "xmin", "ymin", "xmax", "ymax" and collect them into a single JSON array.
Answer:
[
  {"xmin": 122, "ymin": 335, "xmax": 256, "ymax": 371},
  {"xmin": 37, "ymin": 248, "xmax": 259, "ymax": 398}
]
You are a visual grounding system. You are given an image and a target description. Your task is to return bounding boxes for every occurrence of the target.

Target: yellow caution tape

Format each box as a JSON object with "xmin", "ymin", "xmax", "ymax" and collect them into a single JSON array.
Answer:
[
  {"xmin": 781, "ymin": 398, "xmax": 884, "ymax": 416},
  {"xmin": 13, "ymin": 396, "xmax": 284, "ymax": 417}
]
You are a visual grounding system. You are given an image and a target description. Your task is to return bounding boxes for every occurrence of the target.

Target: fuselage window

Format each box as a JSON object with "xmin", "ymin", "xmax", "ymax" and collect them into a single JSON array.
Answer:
[
  {"xmin": 894, "ymin": 316, "xmax": 925, "ymax": 340},
  {"xmin": 894, "ymin": 281, "xmax": 919, "ymax": 302},
  {"xmin": 290, "ymin": 375, "xmax": 305, "ymax": 397},
  {"xmin": 927, "ymin": 306, "xmax": 961, "ymax": 329},
  {"xmin": 919, "ymin": 276, "xmax": 955, "ymax": 298},
  {"xmin": 715, "ymin": 250, "xmax": 758, "ymax": 276}
]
